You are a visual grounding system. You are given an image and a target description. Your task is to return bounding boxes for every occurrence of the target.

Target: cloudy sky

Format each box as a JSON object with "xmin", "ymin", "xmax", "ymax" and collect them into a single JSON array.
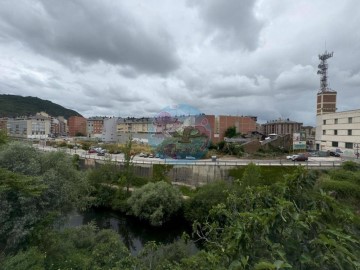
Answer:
[{"xmin": 1, "ymin": 0, "xmax": 359, "ymax": 125}]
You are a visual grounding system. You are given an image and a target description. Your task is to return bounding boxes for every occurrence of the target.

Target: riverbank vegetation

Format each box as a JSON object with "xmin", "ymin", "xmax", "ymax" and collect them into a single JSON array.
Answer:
[{"xmin": 1, "ymin": 141, "xmax": 360, "ymax": 269}]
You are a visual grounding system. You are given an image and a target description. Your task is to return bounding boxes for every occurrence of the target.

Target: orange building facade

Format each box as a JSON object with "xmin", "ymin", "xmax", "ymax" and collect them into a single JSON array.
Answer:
[{"xmin": 204, "ymin": 115, "xmax": 257, "ymax": 143}]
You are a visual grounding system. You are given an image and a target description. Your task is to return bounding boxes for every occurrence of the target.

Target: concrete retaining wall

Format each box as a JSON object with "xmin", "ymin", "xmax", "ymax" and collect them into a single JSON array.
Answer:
[{"xmin": 85, "ymin": 158, "xmax": 339, "ymax": 187}]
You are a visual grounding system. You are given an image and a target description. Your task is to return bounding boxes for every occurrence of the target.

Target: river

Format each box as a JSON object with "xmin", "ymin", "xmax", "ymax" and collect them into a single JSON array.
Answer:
[{"xmin": 64, "ymin": 208, "xmax": 192, "ymax": 255}]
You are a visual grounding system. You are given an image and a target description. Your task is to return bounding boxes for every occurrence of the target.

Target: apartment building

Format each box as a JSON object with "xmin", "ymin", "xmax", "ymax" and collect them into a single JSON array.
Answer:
[
  {"xmin": 87, "ymin": 116, "xmax": 106, "ymax": 139},
  {"xmin": 7, "ymin": 114, "xmax": 51, "ymax": 139},
  {"xmin": 262, "ymin": 118, "xmax": 303, "ymax": 136},
  {"xmin": 316, "ymin": 110, "xmax": 360, "ymax": 156},
  {"xmin": 68, "ymin": 116, "xmax": 87, "ymax": 137},
  {"xmin": 117, "ymin": 117, "xmax": 152, "ymax": 133}
]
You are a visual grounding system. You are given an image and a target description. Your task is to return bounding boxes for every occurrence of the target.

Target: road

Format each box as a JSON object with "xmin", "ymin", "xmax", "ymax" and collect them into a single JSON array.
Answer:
[{"xmin": 33, "ymin": 144, "xmax": 344, "ymax": 167}]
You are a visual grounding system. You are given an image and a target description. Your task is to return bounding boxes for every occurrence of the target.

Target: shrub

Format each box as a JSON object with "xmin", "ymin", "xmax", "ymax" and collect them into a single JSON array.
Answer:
[
  {"xmin": 342, "ymin": 161, "xmax": 360, "ymax": 172},
  {"xmin": 320, "ymin": 179, "xmax": 360, "ymax": 199},
  {"xmin": 127, "ymin": 182, "xmax": 183, "ymax": 226},
  {"xmin": 184, "ymin": 181, "xmax": 230, "ymax": 223}
]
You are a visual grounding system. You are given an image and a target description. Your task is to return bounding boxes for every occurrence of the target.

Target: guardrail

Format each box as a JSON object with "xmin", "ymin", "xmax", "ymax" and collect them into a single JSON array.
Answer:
[{"xmin": 34, "ymin": 145, "xmax": 342, "ymax": 168}]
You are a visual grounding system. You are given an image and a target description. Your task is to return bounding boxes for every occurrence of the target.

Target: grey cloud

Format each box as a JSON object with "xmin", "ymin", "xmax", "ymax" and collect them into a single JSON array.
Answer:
[
  {"xmin": 274, "ymin": 65, "xmax": 318, "ymax": 92},
  {"xmin": 0, "ymin": 0, "xmax": 179, "ymax": 74},
  {"xmin": 205, "ymin": 74, "xmax": 271, "ymax": 98},
  {"xmin": 189, "ymin": 0, "xmax": 263, "ymax": 50}
]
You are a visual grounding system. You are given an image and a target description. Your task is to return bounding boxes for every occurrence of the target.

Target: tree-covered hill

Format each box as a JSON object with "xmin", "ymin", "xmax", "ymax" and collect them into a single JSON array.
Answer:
[{"xmin": 0, "ymin": 94, "xmax": 82, "ymax": 119}]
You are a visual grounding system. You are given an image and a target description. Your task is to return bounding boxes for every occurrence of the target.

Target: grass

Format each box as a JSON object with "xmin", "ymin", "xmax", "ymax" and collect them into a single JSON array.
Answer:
[{"xmin": 229, "ymin": 165, "xmax": 299, "ymax": 185}]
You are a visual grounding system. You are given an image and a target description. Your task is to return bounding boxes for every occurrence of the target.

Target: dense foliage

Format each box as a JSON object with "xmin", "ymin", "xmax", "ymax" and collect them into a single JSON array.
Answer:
[
  {"xmin": 188, "ymin": 168, "xmax": 360, "ymax": 269},
  {"xmin": 0, "ymin": 142, "xmax": 92, "ymax": 254},
  {"xmin": 1, "ymin": 141, "xmax": 360, "ymax": 269},
  {"xmin": 0, "ymin": 94, "xmax": 81, "ymax": 118},
  {"xmin": 2, "ymin": 225, "xmax": 134, "ymax": 270},
  {"xmin": 127, "ymin": 181, "xmax": 183, "ymax": 226}
]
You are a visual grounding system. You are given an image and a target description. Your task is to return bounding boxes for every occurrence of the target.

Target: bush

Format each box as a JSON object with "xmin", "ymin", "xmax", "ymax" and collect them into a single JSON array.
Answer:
[
  {"xmin": 127, "ymin": 181, "xmax": 183, "ymax": 226},
  {"xmin": 342, "ymin": 161, "xmax": 360, "ymax": 172},
  {"xmin": 320, "ymin": 179, "xmax": 360, "ymax": 199},
  {"xmin": 184, "ymin": 181, "xmax": 230, "ymax": 223},
  {"xmin": 328, "ymin": 169, "xmax": 359, "ymax": 184}
]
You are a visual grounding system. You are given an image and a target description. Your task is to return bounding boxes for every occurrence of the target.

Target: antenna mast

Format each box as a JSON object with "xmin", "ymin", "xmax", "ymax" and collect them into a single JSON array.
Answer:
[{"xmin": 317, "ymin": 51, "xmax": 334, "ymax": 93}]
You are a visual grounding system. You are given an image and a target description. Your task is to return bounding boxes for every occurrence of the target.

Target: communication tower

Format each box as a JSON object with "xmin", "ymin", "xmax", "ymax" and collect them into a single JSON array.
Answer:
[
  {"xmin": 316, "ymin": 51, "xmax": 337, "ymax": 115},
  {"xmin": 317, "ymin": 51, "xmax": 334, "ymax": 93}
]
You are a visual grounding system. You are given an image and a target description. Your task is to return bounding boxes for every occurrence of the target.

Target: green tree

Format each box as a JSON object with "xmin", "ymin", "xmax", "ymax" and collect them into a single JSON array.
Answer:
[
  {"xmin": 2, "ymin": 225, "xmax": 135, "ymax": 270},
  {"xmin": 224, "ymin": 126, "xmax": 237, "ymax": 138},
  {"xmin": 122, "ymin": 135, "xmax": 134, "ymax": 193},
  {"xmin": 190, "ymin": 167, "xmax": 360, "ymax": 269},
  {"xmin": 127, "ymin": 181, "xmax": 183, "ymax": 226},
  {"xmin": 0, "ymin": 168, "xmax": 46, "ymax": 253},
  {"xmin": 0, "ymin": 130, "xmax": 7, "ymax": 145},
  {"xmin": 240, "ymin": 162, "xmax": 262, "ymax": 186},
  {"xmin": 184, "ymin": 181, "xmax": 230, "ymax": 223},
  {"xmin": 1, "ymin": 247, "xmax": 45, "ymax": 270},
  {"xmin": 0, "ymin": 144, "xmax": 92, "ymax": 253},
  {"xmin": 0, "ymin": 142, "xmax": 41, "ymax": 175}
]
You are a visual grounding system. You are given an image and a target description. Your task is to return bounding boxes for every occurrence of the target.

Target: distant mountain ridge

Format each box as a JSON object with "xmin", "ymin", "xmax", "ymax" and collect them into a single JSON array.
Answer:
[{"xmin": 0, "ymin": 94, "xmax": 82, "ymax": 119}]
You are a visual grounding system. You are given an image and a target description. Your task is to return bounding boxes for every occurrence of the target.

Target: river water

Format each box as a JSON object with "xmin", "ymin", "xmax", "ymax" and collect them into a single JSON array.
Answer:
[{"xmin": 64, "ymin": 208, "xmax": 192, "ymax": 255}]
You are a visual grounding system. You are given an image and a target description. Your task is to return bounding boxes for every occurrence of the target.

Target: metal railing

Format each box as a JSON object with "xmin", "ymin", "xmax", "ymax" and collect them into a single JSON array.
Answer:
[{"xmin": 34, "ymin": 145, "xmax": 342, "ymax": 168}]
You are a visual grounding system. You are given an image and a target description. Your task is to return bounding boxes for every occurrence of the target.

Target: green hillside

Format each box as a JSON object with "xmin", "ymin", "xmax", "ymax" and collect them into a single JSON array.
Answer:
[{"xmin": 0, "ymin": 94, "xmax": 82, "ymax": 119}]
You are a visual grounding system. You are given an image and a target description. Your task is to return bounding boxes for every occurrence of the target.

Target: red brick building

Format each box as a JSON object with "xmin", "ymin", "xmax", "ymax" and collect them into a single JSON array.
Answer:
[
  {"xmin": 68, "ymin": 116, "xmax": 87, "ymax": 137},
  {"xmin": 204, "ymin": 115, "xmax": 257, "ymax": 143}
]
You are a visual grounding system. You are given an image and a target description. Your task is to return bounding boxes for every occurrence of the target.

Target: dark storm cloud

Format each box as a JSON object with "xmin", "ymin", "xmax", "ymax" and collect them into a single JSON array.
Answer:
[
  {"xmin": 189, "ymin": 0, "xmax": 263, "ymax": 50},
  {"xmin": 0, "ymin": 0, "xmax": 179, "ymax": 74}
]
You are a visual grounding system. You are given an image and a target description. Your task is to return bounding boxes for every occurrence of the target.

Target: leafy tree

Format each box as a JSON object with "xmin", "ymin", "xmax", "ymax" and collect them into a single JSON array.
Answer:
[
  {"xmin": 87, "ymin": 161, "xmax": 123, "ymax": 207},
  {"xmin": 240, "ymin": 162, "xmax": 262, "ymax": 186},
  {"xmin": 224, "ymin": 126, "xmax": 237, "ymax": 138},
  {"xmin": 122, "ymin": 135, "xmax": 134, "ymax": 193},
  {"xmin": 0, "ymin": 144, "xmax": 92, "ymax": 253},
  {"xmin": 127, "ymin": 181, "xmax": 183, "ymax": 226},
  {"xmin": 152, "ymin": 164, "xmax": 173, "ymax": 182},
  {"xmin": 190, "ymin": 167, "xmax": 360, "ymax": 269},
  {"xmin": 0, "ymin": 142, "xmax": 41, "ymax": 175},
  {"xmin": 2, "ymin": 225, "xmax": 135, "ymax": 270},
  {"xmin": 0, "ymin": 130, "xmax": 7, "ymax": 145},
  {"xmin": 1, "ymin": 247, "xmax": 45, "ymax": 270},
  {"xmin": 184, "ymin": 181, "xmax": 230, "ymax": 223},
  {"xmin": 0, "ymin": 168, "xmax": 46, "ymax": 253},
  {"xmin": 136, "ymin": 238, "xmax": 194, "ymax": 269}
]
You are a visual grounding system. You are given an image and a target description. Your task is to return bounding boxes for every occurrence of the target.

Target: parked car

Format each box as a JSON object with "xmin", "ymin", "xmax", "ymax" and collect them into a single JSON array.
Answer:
[
  {"xmin": 286, "ymin": 154, "xmax": 299, "ymax": 160},
  {"xmin": 329, "ymin": 151, "xmax": 340, "ymax": 157},
  {"xmin": 292, "ymin": 154, "xmax": 308, "ymax": 161},
  {"xmin": 97, "ymin": 152, "xmax": 105, "ymax": 156},
  {"xmin": 88, "ymin": 149, "xmax": 97, "ymax": 153},
  {"xmin": 148, "ymin": 154, "xmax": 154, "ymax": 158}
]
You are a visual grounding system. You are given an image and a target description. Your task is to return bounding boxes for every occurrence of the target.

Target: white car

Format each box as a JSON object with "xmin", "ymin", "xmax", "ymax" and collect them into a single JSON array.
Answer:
[{"xmin": 286, "ymin": 154, "xmax": 299, "ymax": 160}]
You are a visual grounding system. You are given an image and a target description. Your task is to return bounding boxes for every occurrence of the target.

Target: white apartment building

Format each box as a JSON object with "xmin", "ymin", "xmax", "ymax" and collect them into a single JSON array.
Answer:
[
  {"xmin": 315, "ymin": 110, "xmax": 360, "ymax": 156},
  {"xmin": 7, "ymin": 114, "xmax": 51, "ymax": 139},
  {"xmin": 314, "ymin": 51, "xmax": 360, "ymax": 158}
]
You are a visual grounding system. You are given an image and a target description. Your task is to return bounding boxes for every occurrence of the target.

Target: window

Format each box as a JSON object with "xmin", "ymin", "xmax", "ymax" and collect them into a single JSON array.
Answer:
[
  {"xmin": 348, "ymin": 129, "xmax": 352, "ymax": 136},
  {"xmin": 345, "ymin": 142, "xmax": 353, "ymax": 149},
  {"xmin": 334, "ymin": 130, "xmax": 337, "ymax": 135},
  {"xmin": 323, "ymin": 120, "xmax": 326, "ymax": 125},
  {"xmin": 323, "ymin": 130, "xmax": 326, "ymax": 135},
  {"xmin": 334, "ymin": 118, "xmax": 338, "ymax": 124},
  {"xmin": 332, "ymin": 141, "xmax": 338, "ymax": 147},
  {"xmin": 349, "ymin": 117, "xmax": 353, "ymax": 123}
]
